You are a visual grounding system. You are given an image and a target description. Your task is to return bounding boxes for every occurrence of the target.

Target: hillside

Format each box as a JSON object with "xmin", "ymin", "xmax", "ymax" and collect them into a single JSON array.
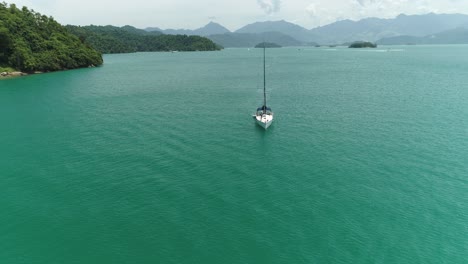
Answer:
[
  {"xmin": 310, "ymin": 13, "xmax": 468, "ymax": 44},
  {"xmin": 120, "ymin": 13, "xmax": 468, "ymax": 49},
  {"xmin": 0, "ymin": 3, "xmax": 102, "ymax": 73},
  {"xmin": 235, "ymin": 20, "xmax": 316, "ymax": 42},
  {"xmin": 66, "ymin": 25, "xmax": 223, "ymax": 54},
  {"xmin": 202, "ymin": 13, "xmax": 468, "ymax": 45},
  {"xmin": 377, "ymin": 27, "xmax": 468, "ymax": 45},
  {"xmin": 145, "ymin": 22, "xmax": 230, "ymax": 36}
]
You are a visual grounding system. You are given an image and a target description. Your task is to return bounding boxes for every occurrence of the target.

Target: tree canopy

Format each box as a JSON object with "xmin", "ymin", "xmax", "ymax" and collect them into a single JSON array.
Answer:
[
  {"xmin": 348, "ymin": 41, "xmax": 377, "ymax": 48},
  {"xmin": 0, "ymin": 3, "xmax": 103, "ymax": 72},
  {"xmin": 66, "ymin": 25, "xmax": 223, "ymax": 54}
]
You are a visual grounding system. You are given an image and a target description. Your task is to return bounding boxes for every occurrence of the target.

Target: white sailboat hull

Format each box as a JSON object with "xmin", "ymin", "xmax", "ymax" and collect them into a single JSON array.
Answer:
[{"xmin": 254, "ymin": 113, "xmax": 274, "ymax": 129}]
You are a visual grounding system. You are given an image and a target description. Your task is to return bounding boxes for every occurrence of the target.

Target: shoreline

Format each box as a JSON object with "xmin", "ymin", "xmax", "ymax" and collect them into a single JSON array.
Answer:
[
  {"xmin": 0, "ymin": 65, "xmax": 97, "ymax": 80},
  {"xmin": 0, "ymin": 71, "xmax": 31, "ymax": 79}
]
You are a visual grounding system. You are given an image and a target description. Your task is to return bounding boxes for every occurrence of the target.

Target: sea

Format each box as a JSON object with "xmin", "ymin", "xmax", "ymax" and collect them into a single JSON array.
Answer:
[{"xmin": 1, "ymin": 46, "xmax": 467, "ymax": 263}]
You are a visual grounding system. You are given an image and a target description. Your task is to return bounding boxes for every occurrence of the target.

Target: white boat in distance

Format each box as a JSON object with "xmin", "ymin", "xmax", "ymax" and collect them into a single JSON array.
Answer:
[{"xmin": 253, "ymin": 44, "xmax": 274, "ymax": 129}]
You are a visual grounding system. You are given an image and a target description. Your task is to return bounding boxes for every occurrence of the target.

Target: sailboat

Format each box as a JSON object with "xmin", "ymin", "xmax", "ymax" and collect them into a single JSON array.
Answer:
[{"xmin": 253, "ymin": 44, "xmax": 274, "ymax": 129}]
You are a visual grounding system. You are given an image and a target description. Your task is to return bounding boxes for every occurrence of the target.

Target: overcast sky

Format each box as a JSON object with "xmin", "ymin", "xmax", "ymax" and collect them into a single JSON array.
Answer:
[{"xmin": 9, "ymin": 0, "xmax": 468, "ymax": 30}]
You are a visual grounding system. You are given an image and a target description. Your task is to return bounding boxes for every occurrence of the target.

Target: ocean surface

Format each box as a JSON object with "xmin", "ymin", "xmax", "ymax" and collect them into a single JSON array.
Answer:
[{"xmin": 1, "ymin": 46, "xmax": 467, "ymax": 263}]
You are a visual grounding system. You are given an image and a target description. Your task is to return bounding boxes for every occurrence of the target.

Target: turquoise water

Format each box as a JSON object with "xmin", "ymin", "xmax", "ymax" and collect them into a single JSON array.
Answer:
[{"xmin": 1, "ymin": 46, "xmax": 468, "ymax": 263}]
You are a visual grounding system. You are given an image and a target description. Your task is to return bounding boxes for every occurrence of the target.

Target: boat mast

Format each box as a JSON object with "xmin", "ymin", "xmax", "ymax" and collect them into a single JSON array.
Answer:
[{"xmin": 263, "ymin": 44, "xmax": 266, "ymax": 111}]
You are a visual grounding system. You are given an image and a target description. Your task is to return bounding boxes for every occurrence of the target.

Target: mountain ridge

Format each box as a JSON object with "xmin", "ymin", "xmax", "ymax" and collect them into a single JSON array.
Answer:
[
  {"xmin": 145, "ymin": 22, "xmax": 230, "ymax": 36},
  {"xmin": 377, "ymin": 26, "xmax": 468, "ymax": 45},
  {"xmin": 145, "ymin": 13, "xmax": 468, "ymax": 46},
  {"xmin": 310, "ymin": 13, "xmax": 468, "ymax": 43},
  {"xmin": 234, "ymin": 20, "xmax": 316, "ymax": 42}
]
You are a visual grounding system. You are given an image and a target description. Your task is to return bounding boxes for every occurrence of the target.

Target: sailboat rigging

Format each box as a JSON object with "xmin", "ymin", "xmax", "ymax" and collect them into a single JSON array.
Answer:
[{"xmin": 253, "ymin": 44, "xmax": 274, "ymax": 129}]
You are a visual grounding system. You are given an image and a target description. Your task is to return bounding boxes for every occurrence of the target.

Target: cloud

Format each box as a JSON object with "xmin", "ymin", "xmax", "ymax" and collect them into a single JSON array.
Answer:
[
  {"xmin": 257, "ymin": 0, "xmax": 281, "ymax": 14},
  {"xmin": 306, "ymin": 0, "xmax": 360, "ymax": 26},
  {"xmin": 355, "ymin": 0, "xmax": 376, "ymax": 6}
]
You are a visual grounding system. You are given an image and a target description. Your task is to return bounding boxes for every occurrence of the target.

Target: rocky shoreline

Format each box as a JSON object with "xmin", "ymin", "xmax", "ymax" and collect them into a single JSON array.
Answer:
[
  {"xmin": 0, "ymin": 65, "xmax": 98, "ymax": 79},
  {"xmin": 0, "ymin": 70, "xmax": 71, "ymax": 79},
  {"xmin": 0, "ymin": 71, "xmax": 29, "ymax": 78}
]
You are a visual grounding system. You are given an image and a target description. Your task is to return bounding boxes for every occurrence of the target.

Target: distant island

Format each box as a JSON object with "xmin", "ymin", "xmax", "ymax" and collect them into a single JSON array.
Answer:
[
  {"xmin": 348, "ymin": 42, "xmax": 377, "ymax": 48},
  {"xmin": 0, "ymin": 3, "xmax": 102, "ymax": 76},
  {"xmin": 255, "ymin": 42, "xmax": 282, "ymax": 48}
]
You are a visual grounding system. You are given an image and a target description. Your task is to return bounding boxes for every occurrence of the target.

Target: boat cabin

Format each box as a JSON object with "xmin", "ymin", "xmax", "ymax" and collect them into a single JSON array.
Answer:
[{"xmin": 256, "ymin": 106, "xmax": 272, "ymax": 116}]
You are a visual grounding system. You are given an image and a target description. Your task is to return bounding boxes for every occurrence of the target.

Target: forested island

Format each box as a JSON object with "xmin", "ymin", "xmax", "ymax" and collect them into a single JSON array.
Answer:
[
  {"xmin": 0, "ymin": 3, "xmax": 103, "ymax": 74},
  {"xmin": 66, "ymin": 25, "xmax": 223, "ymax": 54},
  {"xmin": 348, "ymin": 42, "xmax": 377, "ymax": 48},
  {"xmin": 254, "ymin": 42, "xmax": 282, "ymax": 48}
]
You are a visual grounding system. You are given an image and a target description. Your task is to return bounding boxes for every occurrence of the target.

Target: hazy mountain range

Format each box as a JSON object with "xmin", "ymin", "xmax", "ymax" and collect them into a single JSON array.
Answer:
[
  {"xmin": 378, "ymin": 27, "xmax": 468, "ymax": 45},
  {"xmin": 145, "ymin": 13, "xmax": 468, "ymax": 47},
  {"xmin": 145, "ymin": 22, "xmax": 230, "ymax": 36}
]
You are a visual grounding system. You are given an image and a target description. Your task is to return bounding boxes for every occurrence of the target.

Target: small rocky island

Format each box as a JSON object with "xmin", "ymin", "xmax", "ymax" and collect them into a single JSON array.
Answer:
[
  {"xmin": 255, "ymin": 42, "xmax": 282, "ymax": 48},
  {"xmin": 348, "ymin": 42, "xmax": 377, "ymax": 48}
]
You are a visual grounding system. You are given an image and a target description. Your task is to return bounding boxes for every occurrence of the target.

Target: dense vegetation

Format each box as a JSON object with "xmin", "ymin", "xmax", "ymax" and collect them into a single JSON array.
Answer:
[
  {"xmin": 255, "ymin": 42, "xmax": 281, "ymax": 48},
  {"xmin": 0, "ymin": 3, "xmax": 102, "ymax": 72},
  {"xmin": 348, "ymin": 41, "xmax": 377, "ymax": 48},
  {"xmin": 66, "ymin": 25, "xmax": 223, "ymax": 54}
]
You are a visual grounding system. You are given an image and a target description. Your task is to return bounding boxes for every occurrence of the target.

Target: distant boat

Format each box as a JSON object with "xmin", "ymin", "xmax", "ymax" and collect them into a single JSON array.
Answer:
[{"xmin": 253, "ymin": 45, "xmax": 274, "ymax": 129}]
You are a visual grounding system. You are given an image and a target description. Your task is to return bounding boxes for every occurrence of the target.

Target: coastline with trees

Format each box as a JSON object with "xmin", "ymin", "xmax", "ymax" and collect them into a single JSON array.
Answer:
[
  {"xmin": 0, "ymin": 3, "xmax": 222, "ymax": 78},
  {"xmin": 0, "ymin": 3, "xmax": 103, "ymax": 77}
]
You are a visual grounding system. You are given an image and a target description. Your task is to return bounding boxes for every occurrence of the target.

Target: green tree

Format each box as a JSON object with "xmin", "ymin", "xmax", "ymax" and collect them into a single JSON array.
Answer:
[{"xmin": 0, "ymin": 3, "xmax": 102, "ymax": 72}]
